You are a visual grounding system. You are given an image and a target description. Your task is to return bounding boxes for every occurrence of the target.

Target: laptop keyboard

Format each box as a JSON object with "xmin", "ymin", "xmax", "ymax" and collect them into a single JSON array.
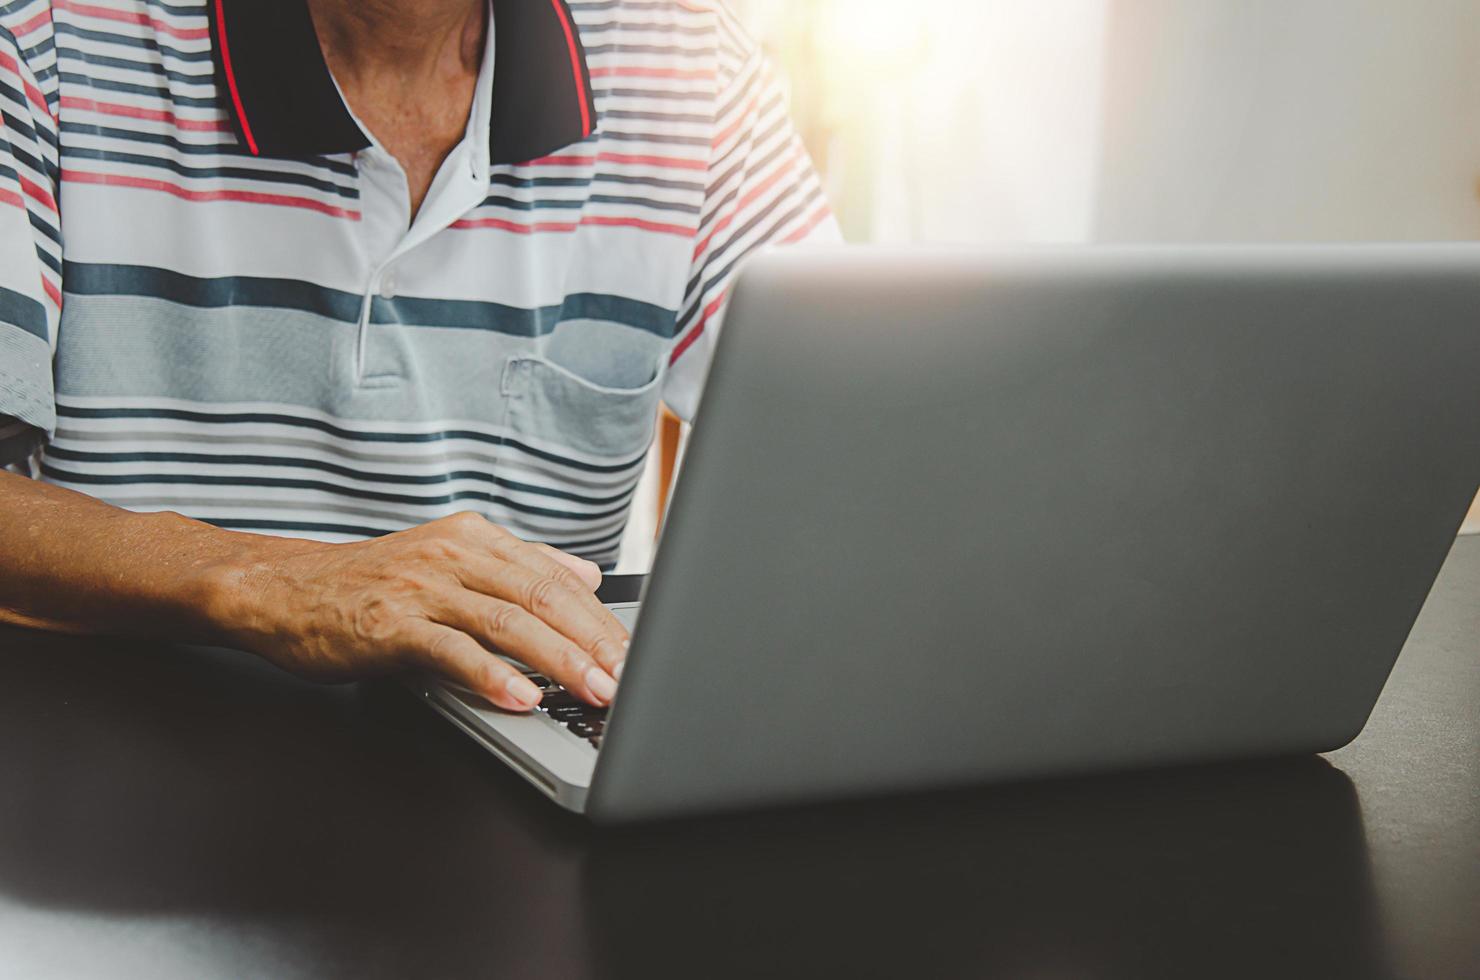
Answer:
[{"xmin": 524, "ymin": 674, "xmax": 607, "ymax": 749}]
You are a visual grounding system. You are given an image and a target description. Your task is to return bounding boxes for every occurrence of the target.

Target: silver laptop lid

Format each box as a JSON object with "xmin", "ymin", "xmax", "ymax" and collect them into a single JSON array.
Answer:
[{"xmin": 590, "ymin": 245, "xmax": 1480, "ymax": 822}]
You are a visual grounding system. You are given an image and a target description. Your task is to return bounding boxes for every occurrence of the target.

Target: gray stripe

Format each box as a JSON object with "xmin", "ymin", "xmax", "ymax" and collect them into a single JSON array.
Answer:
[
  {"xmin": 0, "ymin": 326, "xmax": 54, "ymax": 435},
  {"xmin": 44, "ymin": 447, "xmax": 639, "ymax": 507},
  {"xmin": 56, "ymin": 293, "xmax": 668, "ymax": 460},
  {"xmin": 58, "ymin": 490, "xmax": 634, "ymax": 541},
  {"xmin": 54, "ymin": 429, "xmax": 644, "ymax": 490},
  {"xmin": 63, "ymin": 263, "xmax": 680, "ymax": 336}
]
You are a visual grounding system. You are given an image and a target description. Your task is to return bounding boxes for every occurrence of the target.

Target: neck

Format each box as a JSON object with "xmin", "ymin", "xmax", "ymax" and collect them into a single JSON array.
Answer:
[{"xmin": 306, "ymin": 0, "xmax": 486, "ymax": 85}]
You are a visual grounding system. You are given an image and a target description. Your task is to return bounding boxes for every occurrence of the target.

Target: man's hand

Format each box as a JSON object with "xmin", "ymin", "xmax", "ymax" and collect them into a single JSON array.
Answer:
[{"xmin": 209, "ymin": 512, "xmax": 629, "ymax": 711}]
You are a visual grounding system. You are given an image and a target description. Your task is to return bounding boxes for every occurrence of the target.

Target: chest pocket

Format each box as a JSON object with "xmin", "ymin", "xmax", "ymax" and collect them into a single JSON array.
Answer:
[{"xmin": 501, "ymin": 350, "xmax": 666, "ymax": 462}]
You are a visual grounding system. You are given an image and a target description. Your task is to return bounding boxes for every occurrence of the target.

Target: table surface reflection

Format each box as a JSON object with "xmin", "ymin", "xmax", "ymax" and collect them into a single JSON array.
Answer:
[{"xmin": 3, "ymin": 539, "xmax": 1479, "ymax": 979}]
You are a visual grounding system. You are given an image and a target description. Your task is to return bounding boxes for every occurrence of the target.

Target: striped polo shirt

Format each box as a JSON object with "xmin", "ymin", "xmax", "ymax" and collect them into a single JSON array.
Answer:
[{"xmin": 0, "ymin": 0, "xmax": 836, "ymax": 566}]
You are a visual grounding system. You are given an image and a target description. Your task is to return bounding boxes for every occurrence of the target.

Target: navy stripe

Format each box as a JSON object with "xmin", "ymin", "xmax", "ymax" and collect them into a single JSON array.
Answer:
[
  {"xmin": 478, "ymin": 193, "xmax": 586, "ymax": 212},
  {"xmin": 697, "ymin": 116, "xmax": 791, "ymax": 235},
  {"xmin": 204, "ymin": 518, "xmax": 393, "ymax": 538},
  {"xmin": 490, "ymin": 172, "xmax": 595, "ymax": 190},
  {"xmin": 583, "ymin": 43, "xmax": 716, "ymax": 59},
  {"xmin": 0, "ymin": 91, "xmax": 56, "ymax": 177},
  {"xmin": 595, "ymin": 87, "xmax": 712, "ymax": 102},
  {"xmin": 56, "ymin": 71, "xmax": 219, "ymax": 108},
  {"xmin": 571, "ymin": 0, "xmax": 705, "ymax": 11},
  {"xmin": 28, "ymin": 203, "xmax": 62, "ymax": 246},
  {"xmin": 580, "ymin": 20, "xmax": 715, "ymax": 37},
  {"xmin": 44, "ymin": 446, "xmax": 639, "ymax": 507},
  {"xmin": 602, "ymin": 108, "xmax": 714, "ymax": 125},
  {"xmin": 0, "ymin": 284, "xmax": 46, "ymax": 339},
  {"xmin": 375, "ymin": 291, "xmax": 676, "ymax": 336},
  {"xmin": 488, "ymin": 170, "xmax": 704, "ymax": 194},
  {"xmin": 472, "ymin": 192, "xmax": 698, "ymax": 215},
  {"xmin": 54, "ymin": 405, "xmax": 649, "ymax": 475},
  {"xmin": 1, "ymin": 103, "xmax": 38, "ymax": 145},
  {"xmin": 62, "ymin": 143, "xmax": 362, "ymax": 199},
  {"xmin": 598, "ymin": 129, "xmax": 710, "ymax": 147},
  {"xmin": 594, "ymin": 170, "xmax": 704, "ymax": 193},
  {"xmin": 59, "ymin": 120, "xmax": 359, "ymax": 178},
  {"xmin": 588, "ymin": 192, "xmax": 699, "ymax": 214},
  {"xmin": 38, "ymin": 463, "xmax": 635, "ymax": 522},
  {"xmin": 64, "ymin": 262, "xmax": 363, "ymax": 321},
  {"xmin": 54, "ymin": 22, "xmax": 215, "ymax": 65},
  {"xmin": 67, "ymin": 48, "xmax": 213, "ymax": 86},
  {"xmin": 62, "ymin": 263, "xmax": 679, "ymax": 337},
  {"xmin": 679, "ymin": 184, "xmax": 824, "ymax": 333},
  {"xmin": 31, "ymin": 232, "xmax": 60, "ymax": 274}
]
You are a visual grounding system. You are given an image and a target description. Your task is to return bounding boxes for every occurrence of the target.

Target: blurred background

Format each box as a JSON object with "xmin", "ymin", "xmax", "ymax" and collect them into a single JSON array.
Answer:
[{"xmin": 619, "ymin": 0, "xmax": 1480, "ymax": 569}]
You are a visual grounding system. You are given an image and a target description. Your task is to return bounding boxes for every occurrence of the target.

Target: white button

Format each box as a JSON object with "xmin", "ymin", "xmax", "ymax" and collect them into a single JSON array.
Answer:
[{"xmin": 379, "ymin": 272, "xmax": 396, "ymax": 300}]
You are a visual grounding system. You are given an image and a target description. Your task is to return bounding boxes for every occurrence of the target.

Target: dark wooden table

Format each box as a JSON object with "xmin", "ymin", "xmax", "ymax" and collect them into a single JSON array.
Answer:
[{"xmin": 3, "ymin": 539, "xmax": 1479, "ymax": 979}]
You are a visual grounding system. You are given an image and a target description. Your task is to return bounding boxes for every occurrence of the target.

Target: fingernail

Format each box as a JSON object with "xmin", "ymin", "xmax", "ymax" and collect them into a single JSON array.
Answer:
[
  {"xmin": 505, "ymin": 675, "xmax": 542, "ymax": 709},
  {"xmin": 586, "ymin": 666, "xmax": 618, "ymax": 702},
  {"xmin": 613, "ymin": 660, "xmax": 625, "ymax": 680}
]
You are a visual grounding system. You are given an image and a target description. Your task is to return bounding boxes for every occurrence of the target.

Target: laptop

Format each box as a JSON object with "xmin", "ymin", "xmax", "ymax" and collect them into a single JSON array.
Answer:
[{"xmin": 408, "ymin": 244, "xmax": 1480, "ymax": 823}]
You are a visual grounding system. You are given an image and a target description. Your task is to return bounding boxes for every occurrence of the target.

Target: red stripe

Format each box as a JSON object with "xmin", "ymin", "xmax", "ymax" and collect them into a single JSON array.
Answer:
[
  {"xmin": 60, "ymin": 96, "xmax": 228, "ymax": 132},
  {"xmin": 53, "ymin": 0, "xmax": 211, "ymax": 40},
  {"xmin": 669, "ymin": 291, "xmax": 725, "ymax": 365},
  {"xmin": 12, "ymin": 8, "xmax": 51, "ymax": 36},
  {"xmin": 588, "ymin": 66, "xmax": 715, "ymax": 81},
  {"xmin": 41, "ymin": 275, "xmax": 62, "ymax": 309},
  {"xmin": 711, "ymin": 94, "xmax": 758, "ymax": 150},
  {"xmin": 547, "ymin": 0, "xmax": 592, "ymax": 137},
  {"xmin": 528, "ymin": 151, "xmax": 707, "ymax": 172},
  {"xmin": 671, "ymin": 208, "xmax": 833, "ymax": 366},
  {"xmin": 213, "ymin": 0, "xmax": 258, "ymax": 155},
  {"xmin": 782, "ymin": 204, "xmax": 833, "ymax": 245},
  {"xmin": 692, "ymin": 146, "xmax": 801, "ymax": 261},
  {"xmin": 61, "ymin": 170, "xmax": 361, "ymax": 219},
  {"xmin": 581, "ymin": 215, "xmax": 694, "ymax": 237},
  {"xmin": 0, "ymin": 49, "xmax": 52, "ymax": 118},
  {"xmin": 0, "ymin": 187, "xmax": 23, "ymax": 210},
  {"xmin": 17, "ymin": 173, "xmax": 57, "ymax": 214},
  {"xmin": 452, "ymin": 217, "xmax": 580, "ymax": 234}
]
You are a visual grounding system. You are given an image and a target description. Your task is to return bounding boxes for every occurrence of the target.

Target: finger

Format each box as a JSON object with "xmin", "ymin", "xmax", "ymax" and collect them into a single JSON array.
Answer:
[
  {"xmin": 402, "ymin": 619, "xmax": 543, "ymax": 712},
  {"xmin": 519, "ymin": 543, "xmax": 630, "ymax": 672},
  {"xmin": 440, "ymin": 595, "xmax": 618, "ymax": 706},
  {"xmin": 510, "ymin": 541, "xmax": 629, "ymax": 659},
  {"xmin": 448, "ymin": 515, "xmax": 599, "ymax": 593},
  {"xmin": 454, "ymin": 544, "xmax": 629, "ymax": 666},
  {"xmin": 461, "ymin": 521, "xmax": 600, "ymax": 598},
  {"xmin": 439, "ymin": 516, "xmax": 630, "ymax": 671},
  {"xmin": 532, "ymin": 542, "xmax": 602, "ymax": 591},
  {"xmin": 460, "ymin": 555, "xmax": 630, "ymax": 676}
]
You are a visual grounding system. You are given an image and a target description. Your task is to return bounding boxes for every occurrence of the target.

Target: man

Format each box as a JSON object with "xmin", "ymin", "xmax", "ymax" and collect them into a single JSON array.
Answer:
[{"xmin": 0, "ymin": 0, "xmax": 835, "ymax": 710}]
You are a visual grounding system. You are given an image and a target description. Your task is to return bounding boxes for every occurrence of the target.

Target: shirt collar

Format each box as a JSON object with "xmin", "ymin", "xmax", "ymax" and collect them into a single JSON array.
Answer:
[{"xmin": 207, "ymin": 0, "xmax": 596, "ymax": 165}]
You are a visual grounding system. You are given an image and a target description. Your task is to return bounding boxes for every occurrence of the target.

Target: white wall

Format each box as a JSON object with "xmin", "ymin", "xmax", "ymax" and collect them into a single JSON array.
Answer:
[
  {"xmin": 619, "ymin": 0, "xmax": 1480, "ymax": 570},
  {"xmin": 1093, "ymin": 0, "xmax": 1480, "ymax": 242}
]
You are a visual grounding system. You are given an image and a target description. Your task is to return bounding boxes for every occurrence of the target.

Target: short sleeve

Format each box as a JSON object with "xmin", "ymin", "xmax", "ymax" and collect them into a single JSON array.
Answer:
[
  {"xmin": 661, "ymin": 6, "xmax": 841, "ymax": 423},
  {"xmin": 0, "ymin": 5, "xmax": 61, "ymax": 469}
]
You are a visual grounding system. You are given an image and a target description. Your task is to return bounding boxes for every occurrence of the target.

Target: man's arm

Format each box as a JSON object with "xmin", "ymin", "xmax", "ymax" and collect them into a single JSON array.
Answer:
[{"xmin": 0, "ymin": 470, "xmax": 628, "ymax": 710}]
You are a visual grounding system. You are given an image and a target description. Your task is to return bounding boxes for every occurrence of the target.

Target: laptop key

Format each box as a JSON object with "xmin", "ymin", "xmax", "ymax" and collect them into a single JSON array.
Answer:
[{"xmin": 569, "ymin": 721, "xmax": 600, "ymax": 738}]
